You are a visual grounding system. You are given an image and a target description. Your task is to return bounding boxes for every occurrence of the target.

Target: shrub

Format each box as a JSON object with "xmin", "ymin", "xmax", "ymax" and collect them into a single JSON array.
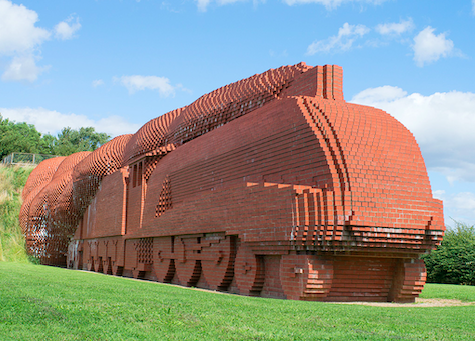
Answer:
[
  {"xmin": 422, "ymin": 221, "xmax": 475, "ymax": 285},
  {"xmin": 0, "ymin": 165, "xmax": 33, "ymax": 262}
]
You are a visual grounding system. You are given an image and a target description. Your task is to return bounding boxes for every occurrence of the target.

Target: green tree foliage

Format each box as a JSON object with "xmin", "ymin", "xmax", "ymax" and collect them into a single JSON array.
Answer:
[
  {"xmin": 422, "ymin": 221, "xmax": 475, "ymax": 285},
  {"xmin": 1, "ymin": 114, "xmax": 111, "ymax": 159},
  {"xmin": 0, "ymin": 115, "xmax": 44, "ymax": 159},
  {"xmin": 51, "ymin": 127, "xmax": 110, "ymax": 156},
  {"xmin": 38, "ymin": 133, "xmax": 58, "ymax": 155}
]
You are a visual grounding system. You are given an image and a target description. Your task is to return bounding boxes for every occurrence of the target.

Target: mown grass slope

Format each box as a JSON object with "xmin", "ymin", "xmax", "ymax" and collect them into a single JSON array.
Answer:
[
  {"xmin": 1, "ymin": 262, "xmax": 475, "ymax": 341},
  {"xmin": 0, "ymin": 165, "xmax": 33, "ymax": 262}
]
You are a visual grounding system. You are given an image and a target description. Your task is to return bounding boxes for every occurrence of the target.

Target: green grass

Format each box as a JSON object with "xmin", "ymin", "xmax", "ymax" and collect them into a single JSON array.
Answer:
[
  {"xmin": 0, "ymin": 165, "xmax": 33, "ymax": 262},
  {"xmin": 1, "ymin": 262, "xmax": 475, "ymax": 340},
  {"xmin": 419, "ymin": 283, "xmax": 475, "ymax": 302},
  {"xmin": 1, "ymin": 166, "xmax": 475, "ymax": 339}
]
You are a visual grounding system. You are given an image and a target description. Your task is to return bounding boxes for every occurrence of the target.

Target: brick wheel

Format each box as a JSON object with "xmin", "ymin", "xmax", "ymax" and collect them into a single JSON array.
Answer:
[
  {"xmin": 112, "ymin": 264, "xmax": 123, "ymax": 276},
  {"xmin": 102, "ymin": 258, "xmax": 112, "ymax": 275},
  {"xmin": 234, "ymin": 243, "xmax": 264, "ymax": 296},
  {"xmin": 86, "ymin": 257, "xmax": 95, "ymax": 271},
  {"xmin": 201, "ymin": 236, "xmax": 236, "ymax": 291},
  {"xmin": 94, "ymin": 257, "xmax": 103, "ymax": 273},
  {"xmin": 174, "ymin": 237, "xmax": 201, "ymax": 286},
  {"xmin": 153, "ymin": 237, "xmax": 176, "ymax": 283},
  {"xmin": 175, "ymin": 260, "xmax": 201, "ymax": 286}
]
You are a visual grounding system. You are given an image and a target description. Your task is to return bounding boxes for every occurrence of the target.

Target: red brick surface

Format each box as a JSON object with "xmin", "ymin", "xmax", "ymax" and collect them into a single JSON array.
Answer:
[{"xmin": 20, "ymin": 63, "xmax": 445, "ymax": 301}]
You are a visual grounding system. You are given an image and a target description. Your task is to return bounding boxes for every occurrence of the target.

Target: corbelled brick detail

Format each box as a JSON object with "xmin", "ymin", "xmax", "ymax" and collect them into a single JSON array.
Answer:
[{"xmin": 20, "ymin": 63, "xmax": 445, "ymax": 302}]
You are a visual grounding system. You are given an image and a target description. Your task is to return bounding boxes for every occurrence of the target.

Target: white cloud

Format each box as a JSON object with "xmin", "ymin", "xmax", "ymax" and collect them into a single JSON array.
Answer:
[
  {"xmin": 218, "ymin": 0, "xmax": 247, "ymax": 4},
  {"xmin": 117, "ymin": 75, "xmax": 176, "ymax": 96},
  {"xmin": 432, "ymin": 190, "xmax": 475, "ymax": 226},
  {"xmin": 196, "ymin": 0, "xmax": 211, "ymax": 11},
  {"xmin": 0, "ymin": 107, "xmax": 141, "ymax": 137},
  {"xmin": 94, "ymin": 116, "xmax": 142, "ymax": 137},
  {"xmin": 0, "ymin": 0, "xmax": 50, "ymax": 55},
  {"xmin": 432, "ymin": 190, "xmax": 445, "ymax": 201},
  {"xmin": 413, "ymin": 26, "xmax": 454, "ymax": 67},
  {"xmin": 351, "ymin": 87, "xmax": 475, "ymax": 183},
  {"xmin": 283, "ymin": 0, "xmax": 386, "ymax": 10},
  {"xmin": 1, "ymin": 55, "xmax": 50, "ymax": 82},
  {"xmin": 54, "ymin": 16, "xmax": 81, "ymax": 40},
  {"xmin": 473, "ymin": 0, "xmax": 475, "ymax": 15},
  {"xmin": 0, "ymin": 1, "xmax": 83, "ymax": 82},
  {"xmin": 0, "ymin": 0, "xmax": 52, "ymax": 82},
  {"xmin": 196, "ymin": 0, "xmax": 262, "ymax": 11},
  {"xmin": 353, "ymin": 87, "xmax": 475, "ymax": 225},
  {"xmin": 306, "ymin": 23, "xmax": 370, "ymax": 55},
  {"xmin": 92, "ymin": 79, "xmax": 104, "ymax": 87},
  {"xmin": 446, "ymin": 192, "xmax": 475, "ymax": 217},
  {"xmin": 376, "ymin": 18, "xmax": 414, "ymax": 36},
  {"xmin": 350, "ymin": 85, "xmax": 407, "ymax": 103}
]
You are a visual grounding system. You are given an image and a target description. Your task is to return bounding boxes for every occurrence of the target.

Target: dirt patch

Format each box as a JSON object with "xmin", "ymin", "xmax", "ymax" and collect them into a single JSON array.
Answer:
[{"xmin": 333, "ymin": 298, "xmax": 475, "ymax": 307}]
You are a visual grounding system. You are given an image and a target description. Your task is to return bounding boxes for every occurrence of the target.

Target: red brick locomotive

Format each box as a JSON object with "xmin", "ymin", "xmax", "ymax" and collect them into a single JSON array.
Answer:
[{"xmin": 20, "ymin": 63, "xmax": 444, "ymax": 302}]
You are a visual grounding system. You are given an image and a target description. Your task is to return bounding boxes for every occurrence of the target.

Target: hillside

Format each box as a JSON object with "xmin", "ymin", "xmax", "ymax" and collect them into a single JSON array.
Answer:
[{"xmin": 0, "ymin": 165, "xmax": 33, "ymax": 262}]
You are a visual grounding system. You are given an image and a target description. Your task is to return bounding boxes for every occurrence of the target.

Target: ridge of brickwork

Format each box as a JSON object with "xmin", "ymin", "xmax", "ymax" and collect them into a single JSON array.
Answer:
[
  {"xmin": 165, "ymin": 63, "xmax": 311, "ymax": 146},
  {"xmin": 20, "ymin": 135, "xmax": 131, "ymax": 265},
  {"xmin": 122, "ymin": 63, "xmax": 314, "ymax": 167},
  {"xmin": 122, "ymin": 108, "xmax": 183, "ymax": 165},
  {"xmin": 19, "ymin": 157, "xmax": 66, "ymax": 250},
  {"xmin": 72, "ymin": 134, "xmax": 132, "ymax": 216},
  {"xmin": 24, "ymin": 152, "xmax": 90, "ymax": 263},
  {"xmin": 21, "ymin": 157, "xmax": 66, "ymax": 201}
]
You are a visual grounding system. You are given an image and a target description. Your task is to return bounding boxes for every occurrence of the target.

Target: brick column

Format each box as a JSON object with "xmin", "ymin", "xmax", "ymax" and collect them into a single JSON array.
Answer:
[
  {"xmin": 280, "ymin": 253, "xmax": 334, "ymax": 300},
  {"xmin": 388, "ymin": 258, "xmax": 427, "ymax": 303}
]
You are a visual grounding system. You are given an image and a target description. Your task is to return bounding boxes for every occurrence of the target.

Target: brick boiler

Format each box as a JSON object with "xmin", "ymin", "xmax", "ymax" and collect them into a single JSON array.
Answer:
[{"xmin": 20, "ymin": 63, "xmax": 445, "ymax": 302}]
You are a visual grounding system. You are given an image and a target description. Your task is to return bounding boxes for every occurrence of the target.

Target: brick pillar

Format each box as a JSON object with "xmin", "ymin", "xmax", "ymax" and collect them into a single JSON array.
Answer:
[
  {"xmin": 280, "ymin": 253, "xmax": 334, "ymax": 300},
  {"xmin": 388, "ymin": 258, "xmax": 427, "ymax": 303},
  {"xmin": 322, "ymin": 65, "xmax": 344, "ymax": 101}
]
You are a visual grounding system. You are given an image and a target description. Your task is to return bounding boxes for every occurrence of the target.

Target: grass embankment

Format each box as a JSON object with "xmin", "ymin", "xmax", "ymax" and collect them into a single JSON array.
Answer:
[
  {"xmin": 0, "ymin": 165, "xmax": 33, "ymax": 262},
  {"xmin": 1, "ymin": 262, "xmax": 475, "ymax": 340}
]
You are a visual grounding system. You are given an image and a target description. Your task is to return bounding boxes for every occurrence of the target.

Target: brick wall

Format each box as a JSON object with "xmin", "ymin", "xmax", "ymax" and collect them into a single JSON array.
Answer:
[{"xmin": 22, "ymin": 63, "xmax": 445, "ymax": 302}]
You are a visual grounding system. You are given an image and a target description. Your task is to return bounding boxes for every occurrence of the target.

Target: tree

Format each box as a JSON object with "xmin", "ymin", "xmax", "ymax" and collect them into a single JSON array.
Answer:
[
  {"xmin": 422, "ymin": 221, "xmax": 475, "ymax": 285},
  {"xmin": 1, "ymin": 114, "xmax": 111, "ymax": 159},
  {"xmin": 39, "ymin": 133, "xmax": 58, "ymax": 155},
  {"xmin": 51, "ymin": 127, "xmax": 110, "ymax": 156},
  {"xmin": 0, "ymin": 115, "xmax": 43, "ymax": 159}
]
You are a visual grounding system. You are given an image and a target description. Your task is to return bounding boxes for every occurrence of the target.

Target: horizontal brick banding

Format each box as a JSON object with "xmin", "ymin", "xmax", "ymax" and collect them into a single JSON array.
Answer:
[{"xmin": 21, "ymin": 63, "xmax": 445, "ymax": 301}]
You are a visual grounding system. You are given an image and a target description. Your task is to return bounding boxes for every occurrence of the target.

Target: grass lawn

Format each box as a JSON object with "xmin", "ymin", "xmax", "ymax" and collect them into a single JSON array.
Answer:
[{"xmin": 1, "ymin": 262, "xmax": 474, "ymax": 340}]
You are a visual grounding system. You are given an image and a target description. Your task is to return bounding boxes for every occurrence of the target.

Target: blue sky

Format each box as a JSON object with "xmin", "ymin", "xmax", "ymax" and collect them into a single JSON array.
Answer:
[{"xmin": 1, "ymin": 0, "xmax": 475, "ymax": 227}]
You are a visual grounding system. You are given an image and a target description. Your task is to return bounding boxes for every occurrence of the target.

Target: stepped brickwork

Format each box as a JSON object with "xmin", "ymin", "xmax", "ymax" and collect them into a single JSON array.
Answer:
[{"xmin": 20, "ymin": 63, "xmax": 444, "ymax": 302}]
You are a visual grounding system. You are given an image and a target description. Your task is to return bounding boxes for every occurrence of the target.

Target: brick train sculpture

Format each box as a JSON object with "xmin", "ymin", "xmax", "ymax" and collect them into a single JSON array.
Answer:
[{"xmin": 20, "ymin": 63, "xmax": 445, "ymax": 302}]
